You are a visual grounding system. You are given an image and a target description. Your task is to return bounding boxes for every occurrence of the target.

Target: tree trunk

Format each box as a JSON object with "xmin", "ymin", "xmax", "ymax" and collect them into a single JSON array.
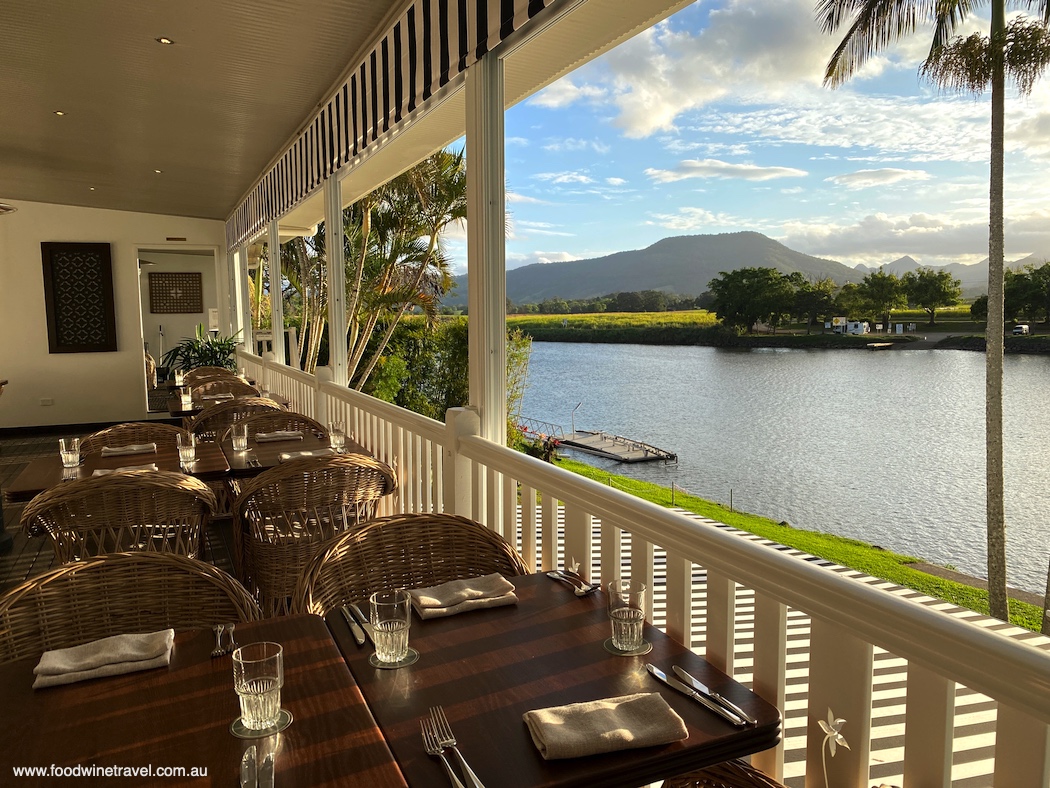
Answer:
[{"xmin": 986, "ymin": 0, "xmax": 1009, "ymax": 622}]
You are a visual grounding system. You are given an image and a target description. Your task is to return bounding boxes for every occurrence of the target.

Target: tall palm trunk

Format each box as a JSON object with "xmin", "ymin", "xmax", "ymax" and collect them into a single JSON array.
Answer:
[{"xmin": 986, "ymin": 0, "xmax": 1008, "ymax": 621}]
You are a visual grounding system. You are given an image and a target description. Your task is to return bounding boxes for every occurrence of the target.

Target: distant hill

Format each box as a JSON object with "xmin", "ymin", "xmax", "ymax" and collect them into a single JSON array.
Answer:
[
  {"xmin": 447, "ymin": 231, "xmax": 863, "ymax": 306},
  {"xmin": 855, "ymin": 253, "xmax": 1049, "ymax": 293}
]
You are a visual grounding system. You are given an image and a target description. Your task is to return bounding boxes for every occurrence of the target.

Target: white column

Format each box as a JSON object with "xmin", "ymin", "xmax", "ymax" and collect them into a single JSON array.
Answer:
[
  {"xmin": 267, "ymin": 220, "xmax": 286, "ymax": 365},
  {"xmin": 226, "ymin": 249, "xmax": 240, "ymax": 337},
  {"xmin": 324, "ymin": 177, "xmax": 348, "ymax": 386},
  {"xmin": 444, "ymin": 407, "xmax": 480, "ymax": 517},
  {"xmin": 465, "ymin": 54, "xmax": 506, "ymax": 444}
]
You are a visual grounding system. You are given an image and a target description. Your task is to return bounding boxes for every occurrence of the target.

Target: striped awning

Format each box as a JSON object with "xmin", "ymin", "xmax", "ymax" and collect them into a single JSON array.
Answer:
[{"xmin": 226, "ymin": 0, "xmax": 560, "ymax": 249}]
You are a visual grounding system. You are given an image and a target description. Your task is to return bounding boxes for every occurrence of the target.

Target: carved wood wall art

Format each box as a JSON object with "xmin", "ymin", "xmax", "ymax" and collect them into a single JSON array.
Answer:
[
  {"xmin": 41, "ymin": 242, "xmax": 117, "ymax": 353},
  {"xmin": 148, "ymin": 271, "xmax": 203, "ymax": 314}
]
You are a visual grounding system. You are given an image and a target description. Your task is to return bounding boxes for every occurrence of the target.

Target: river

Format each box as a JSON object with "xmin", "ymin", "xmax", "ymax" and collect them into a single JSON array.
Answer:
[{"xmin": 520, "ymin": 342, "xmax": 1050, "ymax": 594}]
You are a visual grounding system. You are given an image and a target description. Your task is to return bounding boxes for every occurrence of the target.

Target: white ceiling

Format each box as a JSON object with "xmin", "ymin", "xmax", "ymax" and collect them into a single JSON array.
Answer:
[{"xmin": 1, "ymin": 0, "xmax": 401, "ymax": 220}]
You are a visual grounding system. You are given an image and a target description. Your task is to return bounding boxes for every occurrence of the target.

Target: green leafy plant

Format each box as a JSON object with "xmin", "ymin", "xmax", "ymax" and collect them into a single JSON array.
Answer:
[{"xmin": 160, "ymin": 324, "xmax": 240, "ymax": 371}]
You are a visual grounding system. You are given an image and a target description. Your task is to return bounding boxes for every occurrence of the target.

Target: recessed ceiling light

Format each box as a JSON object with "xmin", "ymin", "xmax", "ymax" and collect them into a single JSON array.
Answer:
[
  {"xmin": 154, "ymin": 169, "xmax": 163, "ymax": 174},
  {"xmin": 89, "ymin": 187, "xmax": 96, "ymax": 191},
  {"xmin": 0, "ymin": 203, "xmax": 17, "ymax": 216},
  {"xmin": 155, "ymin": 37, "xmax": 175, "ymax": 45},
  {"xmin": 53, "ymin": 110, "xmax": 65, "ymax": 116}
]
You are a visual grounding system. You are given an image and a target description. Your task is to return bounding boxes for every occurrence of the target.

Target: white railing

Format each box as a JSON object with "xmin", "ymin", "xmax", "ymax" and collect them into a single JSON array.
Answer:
[{"xmin": 235, "ymin": 350, "xmax": 1050, "ymax": 787}]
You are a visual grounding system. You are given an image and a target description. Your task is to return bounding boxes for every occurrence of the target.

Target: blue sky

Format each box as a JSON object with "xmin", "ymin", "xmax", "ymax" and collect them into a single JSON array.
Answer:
[{"xmin": 447, "ymin": 0, "xmax": 1050, "ymax": 275}]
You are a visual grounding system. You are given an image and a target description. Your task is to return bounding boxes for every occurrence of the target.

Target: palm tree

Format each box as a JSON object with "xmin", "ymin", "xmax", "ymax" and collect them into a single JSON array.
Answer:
[{"xmin": 819, "ymin": 1, "xmax": 1050, "ymax": 621}]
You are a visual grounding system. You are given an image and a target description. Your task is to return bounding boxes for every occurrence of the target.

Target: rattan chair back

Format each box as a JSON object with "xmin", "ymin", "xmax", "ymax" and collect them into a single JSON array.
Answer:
[
  {"xmin": 662, "ymin": 759, "xmax": 787, "ymax": 788},
  {"xmin": 235, "ymin": 454, "xmax": 398, "ymax": 616},
  {"xmin": 295, "ymin": 512, "xmax": 530, "ymax": 616},
  {"xmin": 20, "ymin": 470, "xmax": 217, "ymax": 563},
  {"xmin": 0, "ymin": 552, "xmax": 261, "ymax": 663},
  {"xmin": 188, "ymin": 397, "xmax": 282, "ymax": 442},
  {"xmin": 182, "ymin": 366, "xmax": 237, "ymax": 385},
  {"xmin": 80, "ymin": 422, "xmax": 189, "ymax": 455},
  {"xmin": 231, "ymin": 411, "xmax": 328, "ymax": 441},
  {"xmin": 192, "ymin": 377, "xmax": 259, "ymax": 399}
]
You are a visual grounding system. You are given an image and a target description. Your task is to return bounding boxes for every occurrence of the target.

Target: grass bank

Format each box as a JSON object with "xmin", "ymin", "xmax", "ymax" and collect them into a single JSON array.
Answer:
[{"xmin": 555, "ymin": 456, "xmax": 1043, "ymax": 631}]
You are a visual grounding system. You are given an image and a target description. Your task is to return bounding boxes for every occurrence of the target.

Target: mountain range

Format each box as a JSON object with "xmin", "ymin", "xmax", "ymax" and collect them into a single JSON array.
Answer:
[{"xmin": 446, "ymin": 231, "xmax": 1050, "ymax": 305}]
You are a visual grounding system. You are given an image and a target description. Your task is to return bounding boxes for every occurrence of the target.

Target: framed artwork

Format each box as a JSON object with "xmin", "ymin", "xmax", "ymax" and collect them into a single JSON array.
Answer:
[
  {"xmin": 148, "ymin": 271, "xmax": 203, "ymax": 314},
  {"xmin": 41, "ymin": 242, "xmax": 117, "ymax": 353}
]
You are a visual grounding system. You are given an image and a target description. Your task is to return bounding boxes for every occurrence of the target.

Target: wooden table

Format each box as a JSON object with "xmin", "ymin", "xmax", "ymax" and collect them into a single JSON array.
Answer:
[
  {"xmin": 2, "ymin": 443, "xmax": 230, "ymax": 504},
  {"xmin": 330, "ymin": 574, "xmax": 781, "ymax": 788},
  {"xmin": 221, "ymin": 433, "xmax": 371, "ymax": 476},
  {"xmin": 0, "ymin": 616, "xmax": 407, "ymax": 787}
]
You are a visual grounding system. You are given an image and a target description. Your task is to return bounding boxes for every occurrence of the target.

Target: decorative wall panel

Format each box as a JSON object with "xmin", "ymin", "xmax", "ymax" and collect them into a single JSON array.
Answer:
[
  {"xmin": 40, "ymin": 242, "xmax": 117, "ymax": 353},
  {"xmin": 148, "ymin": 272, "xmax": 203, "ymax": 314}
]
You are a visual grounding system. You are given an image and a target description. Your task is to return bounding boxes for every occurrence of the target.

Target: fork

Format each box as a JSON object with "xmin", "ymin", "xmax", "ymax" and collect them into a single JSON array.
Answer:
[
  {"xmin": 420, "ymin": 719, "xmax": 467, "ymax": 788},
  {"xmin": 430, "ymin": 706, "xmax": 486, "ymax": 788},
  {"xmin": 223, "ymin": 623, "xmax": 239, "ymax": 655},
  {"xmin": 210, "ymin": 624, "xmax": 226, "ymax": 658}
]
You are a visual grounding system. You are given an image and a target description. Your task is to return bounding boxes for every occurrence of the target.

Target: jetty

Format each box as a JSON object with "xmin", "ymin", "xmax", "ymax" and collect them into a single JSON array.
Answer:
[
  {"xmin": 867, "ymin": 342, "xmax": 894, "ymax": 351},
  {"xmin": 558, "ymin": 430, "xmax": 677, "ymax": 464}
]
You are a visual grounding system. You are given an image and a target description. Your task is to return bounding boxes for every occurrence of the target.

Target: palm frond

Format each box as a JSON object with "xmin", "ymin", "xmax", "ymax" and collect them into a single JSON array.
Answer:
[{"xmin": 822, "ymin": 1, "xmax": 938, "ymax": 87}]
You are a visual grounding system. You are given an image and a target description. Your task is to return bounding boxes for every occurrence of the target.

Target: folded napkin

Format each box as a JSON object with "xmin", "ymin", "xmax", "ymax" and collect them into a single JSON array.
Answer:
[
  {"xmin": 201, "ymin": 392, "xmax": 235, "ymax": 400},
  {"xmin": 278, "ymin": 448, "xmax": 335, "ymax": 462},
  {"xmin": 100, "ymin": 442, "xmax": 157, "ymax": 457},
  {"xmin": 92, "ymin": 463, "xmax": 159, "ymax": 476},
  {"xmin": 255, "ymin": 430, "xmax": 304, "ymax": 442},
  {"xmin": 33, "ymin": 629, "xmax": 175, "ymax": 689},
  {"xmin": 523, "ymin": 692, "xmax": 688, "ymax": 760},
  {"xmin": 409, "ymin": 573, "xmax": 517, "ymax": 619}
]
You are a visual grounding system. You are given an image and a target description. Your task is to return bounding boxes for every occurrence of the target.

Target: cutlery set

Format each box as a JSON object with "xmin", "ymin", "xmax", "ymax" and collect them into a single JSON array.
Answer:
[
  {"xmin": 420, "ymin": 706, "xmax": 485, "ymax": 788},
  {"xmin": 341, "ymin": 603, "xmax": 374, "ymax": 646},
  {"xmin": 209, "ymin": 623, "xmax": 239, "ymax": 658},
  {"xmin": 545, "ymin": 559, "xmax": 600, "ymax": 595},
  {"xmin": 240, "ymin": 745, "xmax": 275, "ymax": 788},
  {"xmin": 646, "ymin": 664, "xmax": 757, "ymax": 727}
]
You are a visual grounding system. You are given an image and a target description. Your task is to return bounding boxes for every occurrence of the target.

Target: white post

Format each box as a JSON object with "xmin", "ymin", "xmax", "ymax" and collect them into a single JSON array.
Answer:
[
  {"xmin": 226, "ymin": 249, "xmax": 239, "ymax": 337},
  {"xmin": 465, "ymin": 54, "xmax": 506, "ymax": 445},
  {"xmin": 324, "ymin": 177, "xmax": 348, "ymax": 386},
  {"xmin": 237, "ymin": 247, "xmax": 252, "ymax": 347},
  {"xmin": 444, "ymin": 407, "xmax": 480, "ymax": 517},
  {"xmin": 315, "ymin": 365, "xmax": 335, "ymax": 427},
  {"xmin": 267, "ymin": 220, "xmax": 286, "ymax": 365}
]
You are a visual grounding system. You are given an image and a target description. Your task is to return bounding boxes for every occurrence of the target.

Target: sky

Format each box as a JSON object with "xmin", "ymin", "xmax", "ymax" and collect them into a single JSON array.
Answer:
[{"xmin": 446, "ymin": 0, "xmax": 1050, "ymax": 276}]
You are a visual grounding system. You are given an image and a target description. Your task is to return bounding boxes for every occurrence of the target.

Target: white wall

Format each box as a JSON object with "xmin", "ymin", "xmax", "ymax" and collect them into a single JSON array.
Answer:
[
  {"xmin": 0, "ymin": 198, "xmax": 226, "ymax": 429},
  {"xmin": 138, "ymin": 250, "xmax": 220, "ymax": 365}
]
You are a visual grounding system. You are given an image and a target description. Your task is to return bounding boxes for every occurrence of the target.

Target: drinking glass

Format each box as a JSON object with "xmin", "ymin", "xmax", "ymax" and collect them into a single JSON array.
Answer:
[
  {"xmin": 370, "ymin": 590, "xmax": 411, "ymax": 664},
  {"xmin": 329, "ymin": 421, "xmax": 346, "ymax": 450},
  {"xmin": 174, "ymin": 370, "xmax": 185, "ymax": 386},
  {"xmin": 177, "ymin": 433, "xmax": 196, "ymax": 465},
  {"xmin": 232, "ymin": 642, "xmax": 284, "ymax": 730},
  {"xmin": 59, "ymin": 437, "xmax": 81, "ymax": 468},
  {"xmin": 231, "ymin": 423, "xmax": 249, "ymax": 452},
  {"xmin": 608, "ymin": 578, "xmax": 646, "ymax": 652}
]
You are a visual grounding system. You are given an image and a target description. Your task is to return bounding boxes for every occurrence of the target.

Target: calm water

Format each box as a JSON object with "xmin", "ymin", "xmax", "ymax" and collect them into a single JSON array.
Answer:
[{"xmin": 521, "ymin": 342, "xmax": 1050, "ymax": 594}]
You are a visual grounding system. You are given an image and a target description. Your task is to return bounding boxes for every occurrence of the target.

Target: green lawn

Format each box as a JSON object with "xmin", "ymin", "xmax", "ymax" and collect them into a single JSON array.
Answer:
[{"xmin": 556, "ymin": 457, "xmax": 1044, "ymax": 631}]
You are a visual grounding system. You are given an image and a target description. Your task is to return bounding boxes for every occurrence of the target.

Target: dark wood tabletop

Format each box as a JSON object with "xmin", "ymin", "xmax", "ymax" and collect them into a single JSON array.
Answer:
[
  {"xmin": 2, "ymin": 443, "xmax": 231, "ymax": 504},
  {"xmin": 329, "ymin": 573, "xmax": 781, "ymax": 788},
  {"xmin": 0, "ymin": 615, "xmax": 407, "ymax": 787},
  {"xmin": 221, "ymin": 434, "xmax": 372, "ymax": 476}
]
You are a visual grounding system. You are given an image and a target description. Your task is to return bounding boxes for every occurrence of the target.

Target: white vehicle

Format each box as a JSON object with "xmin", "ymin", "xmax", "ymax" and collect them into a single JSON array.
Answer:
[{"xmin": 1013, "ymin": 324, "xmax": 1030, "ymax": 335}]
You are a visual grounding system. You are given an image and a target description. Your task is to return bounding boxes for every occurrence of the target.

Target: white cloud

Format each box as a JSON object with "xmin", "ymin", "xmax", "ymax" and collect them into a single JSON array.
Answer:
[
  {"xmin": 825, "ymin": 168, "xmax": 932, "ymax": 189},
  {"xmin": 506, "ymin": 250, "xmax": 581, "ymax": 270},
  {"xmin": 645, "ymin": 158, "xmax": 808, "ymax": 183},
  {"xmin": 507, "ymin": 192, "xmax": 546, "ymax": 204},
  {"xmin": 533, "ymin": 171, "xmax": 596, "ymax": 184},
  {"xmin": 506, "ymin": 136, "xmax": 530, "ymax": 146},
  {"xmin": 515, "ymin": 220, "xmax": 575, "ymax": 237},
  {"xmin": 606, "ymin": 177, "xmax": 627, "ymax": 186},
  {"xmin": 647, "ymin": 206, "xmax": 750, "ymax": 232},
  {"xmin": 542, "ymin": 138, "xmax": 612, "ymax": 154},
  {"xmin": 530, "ymin": 79, "xmax": 607, "ymax": 108}
]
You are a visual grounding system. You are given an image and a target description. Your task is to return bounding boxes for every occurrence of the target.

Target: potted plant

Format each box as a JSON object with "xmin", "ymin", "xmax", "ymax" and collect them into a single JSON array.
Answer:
[{"xmin": 161, "ymin": 324, "xmax": 241, "ymax": 373}]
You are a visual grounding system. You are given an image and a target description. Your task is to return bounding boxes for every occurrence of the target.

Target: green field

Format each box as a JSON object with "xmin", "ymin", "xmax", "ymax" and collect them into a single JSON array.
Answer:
[
  {"xmin": 507, "ymin": 311, "xmax": 719, "ymax": 330},
  {"xmin": 555, "ymin": 456, "xmax": 1044, "ymax": 631}
]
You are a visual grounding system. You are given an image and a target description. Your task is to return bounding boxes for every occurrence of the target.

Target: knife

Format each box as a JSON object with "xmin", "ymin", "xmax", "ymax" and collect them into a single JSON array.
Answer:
[
  {"xmin": 347, "ymin": 602, "xmax": 374, "ymax": 644},
  {"xmin": 258, "ymin": 751, "xmax": 274, "ymax": 788},
  {"xmin": 240, "ymin": 745, "xmax": 257, "ymax": 788},
  {"xmin": 341, "ymin": 605, "xmax": 366, "ymax": 646},
  {"xmin": 672, "ymin": 665, "xmax": 757, "ymax": 725},
  {"xmin": 645, "ymin": 664, "xmax": 746, "ymax": 727}
]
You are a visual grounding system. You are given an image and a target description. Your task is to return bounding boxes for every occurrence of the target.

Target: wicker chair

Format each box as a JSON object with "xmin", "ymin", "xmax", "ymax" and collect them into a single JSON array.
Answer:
[
  {"xmin": 662, "ymin": 760, "xmax": 787, "ymax": 788},
  {"xmin": 20, "ymin": 470, "xmax": 217, "ymax": 563},
  {"xmin": 80, "ymin": 422, "xmax": 189, "ymax": 455},
  {"xmin": 229, "ymin": 411, "xmax": 328, "ymax": 441},
  {"xmin": 188, "ymin": 396, "xmax": 283, "ymax": 443},
  {"xmin": 235, "ymin": 454, "xmax": 398, "ymax": 616},
  {"xmin": 295, "ymin": 512, "xmax": 530, "ymax": 616},
  {"xmin": 182, "ymin": 366, "xmax": 238, "ymax": 385},
  {"xmin": 0, "ymin": 551, "xmax": 261, "ymax": 663},
  {"xmin": 192, "ymin": 377, "xmax": 259, "ymax": 399}
]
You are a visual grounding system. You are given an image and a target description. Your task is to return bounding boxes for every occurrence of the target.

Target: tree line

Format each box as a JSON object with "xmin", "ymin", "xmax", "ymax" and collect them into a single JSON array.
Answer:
[
  {"xmin": 709, "ymin": 267, "xmax": 963, "ymax": 334},
  {"xmin": 970, "ymin": 263, "xmax": 1050, "ymax": 324},
  {"xmin": 507, "ymin": 290, "xmax": 709, "ymax": 315}
]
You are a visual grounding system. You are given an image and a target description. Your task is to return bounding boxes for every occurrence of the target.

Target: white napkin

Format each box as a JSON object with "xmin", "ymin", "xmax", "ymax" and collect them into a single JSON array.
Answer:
[
  {"xmin": 201, "ymin": 393, "xmax": 234, "ymax": 400},
  {"xmin": 278, "ymin": 448, "xmax": 335, "ymax": 462},
  {"xmin": 409, "ymin": 573, "xmax": 517, "ymax": 619},
  {"xmin": 33, "ymin": 629, "xmax": 175, "ymax": 689},
  {"xmin": 523, "ymin": 692, "xmax": 688, "ymax": 760},
  {"xmin": 100, "ymin": 443, "xmax": 157, "ymax": 457},
  {"xmin": 255, "ymin": 431, "xmax": 304, "ymax": 442},
  {"xmin": 92, "ymin": 463, "xmax": 159, "ymax": 476}
]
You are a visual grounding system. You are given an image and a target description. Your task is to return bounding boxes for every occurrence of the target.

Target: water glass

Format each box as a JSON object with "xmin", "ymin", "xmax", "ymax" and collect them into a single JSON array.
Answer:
[
  {"xmin": 329, "ymin": 421, "xmax": 346, "ymax": 450},
  {"xmin": 370, "ymin": 589, "xmax": 411, "ymax": 664},
  {"xmin": 59, "ymin": 437, "xmax": 80, "ymax": 468},
  {"xmin": 608, "ymin": 578, "xmax": 646, "ymax": 652},
  {"xmin": 174, "ymin": 370, "xmax": 185, "ymax": 386},
  {"xmin": 231, "ymin": 423, "xmax": 249, "ymax": 452},
  {"xmin": 232, "ymin": 642, "xmax": 284, "ymax": 730},
  {"xmin": 177, "ymin": 433, "xmax": 196, "ymax": 465}
]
